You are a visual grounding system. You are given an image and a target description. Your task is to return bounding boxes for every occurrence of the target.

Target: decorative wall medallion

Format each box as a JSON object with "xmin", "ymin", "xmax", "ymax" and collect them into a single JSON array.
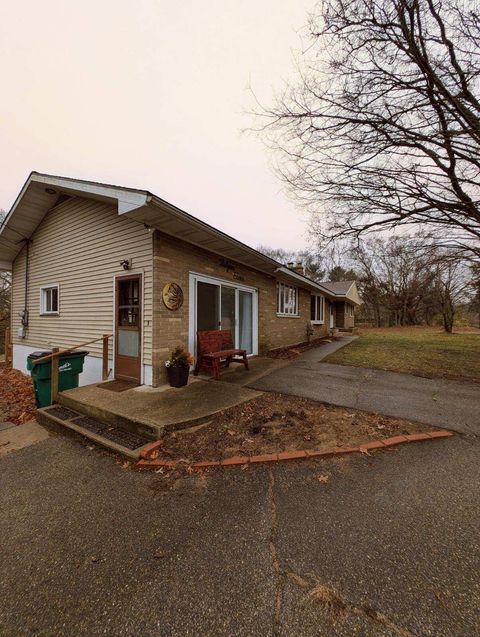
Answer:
[{"xmin": 162, "ymin": 282, "xmax": 184, "ymax": 310}]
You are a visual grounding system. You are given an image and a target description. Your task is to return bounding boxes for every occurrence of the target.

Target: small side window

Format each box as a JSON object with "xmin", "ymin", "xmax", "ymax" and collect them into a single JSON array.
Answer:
[
  {"xmin": 310, "ymin": 294, "xmax": 324, "ymax": 323},
  {"xmin": 40, "ymin": 284, "xmax": 60, "ymax": 315}
]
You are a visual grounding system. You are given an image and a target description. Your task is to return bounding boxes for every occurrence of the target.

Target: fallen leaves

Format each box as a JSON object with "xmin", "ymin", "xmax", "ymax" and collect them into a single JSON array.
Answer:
[
  {"xmin": 115, "ymin": 459, "xmax": 132, "ymax": 470},
  {"xmin": 317, "ymin": 474, "xmax": 330, "ymax": 483},
  {"xmin": 144, "ymin": 393, "xmax": 433, "ymax": 467},
  {"xmin": 0, "ymin": 367, "xmax": 37, "ymax": 425}
]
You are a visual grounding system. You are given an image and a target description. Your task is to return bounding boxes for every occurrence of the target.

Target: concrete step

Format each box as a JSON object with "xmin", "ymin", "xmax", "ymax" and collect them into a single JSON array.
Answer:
[
  {"xmin": 36, "ymin": 405, "xmax": 154, "ymax": 459},
  {"xmin": 57, "ymin": 392, "xmax": 158, "ymax": 440}
]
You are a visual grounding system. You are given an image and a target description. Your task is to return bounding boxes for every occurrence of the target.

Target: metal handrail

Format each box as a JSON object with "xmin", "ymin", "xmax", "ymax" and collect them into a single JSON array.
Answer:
[
  {"xmin": 31, "ymin": 334, "xmax": 113, "ymax": 404},
  {"xmin": 32, "ymin": 334, "xmax": 113, "ymax": 363}
]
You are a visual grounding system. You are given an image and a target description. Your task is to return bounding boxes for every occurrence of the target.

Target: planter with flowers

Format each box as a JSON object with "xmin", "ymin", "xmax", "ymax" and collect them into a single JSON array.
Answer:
[{"xmin": 165, "ymin": 347, "xmax": 193, "ymax": 388}]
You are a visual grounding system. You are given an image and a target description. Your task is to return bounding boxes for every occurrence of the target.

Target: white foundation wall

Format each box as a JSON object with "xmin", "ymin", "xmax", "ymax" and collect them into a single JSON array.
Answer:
[{"xmin": 12, "ymin": 344, "xmax": 152, "ymax": 388}]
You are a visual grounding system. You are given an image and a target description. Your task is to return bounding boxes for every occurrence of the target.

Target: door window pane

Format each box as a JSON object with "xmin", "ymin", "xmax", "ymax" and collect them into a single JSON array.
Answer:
[
  {"xmin": 118, "ymin": 308, "xmax": 140, "ymax": 326},
  {"xmin": 118, "ymin": 330, "xmax": 140, "ymax": 357},
  {"xmin": 197, "ymin": 282, "xmax": 220, "ymax": 331},
  {"xmin": 119, "ymin": 279, "xmax": 139, "ymax": 306},
  {"xmin": 239, "ymin": 290, "xmax": 253, "ymax": 354},
  {"xmin": 221, "ymin": 286, "xmax": 236, "ymax": 333},
  {"xmin": 118, "ymin": 278, "xmax": 140, "ymax": 326}
]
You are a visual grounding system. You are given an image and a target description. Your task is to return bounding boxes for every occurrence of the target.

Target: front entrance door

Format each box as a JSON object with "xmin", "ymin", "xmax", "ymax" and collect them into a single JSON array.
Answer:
[
  {"xmin": 115, "ymin": 275, "xmax": 142, "ymax": 383},
  {"xmin": 330, "ymin": 302, "xmax": 335, "ymax": 329}
]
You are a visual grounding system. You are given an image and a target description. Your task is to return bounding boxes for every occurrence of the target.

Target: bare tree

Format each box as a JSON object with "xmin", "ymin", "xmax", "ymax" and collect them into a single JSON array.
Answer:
[
  {"xmin": 433, "ymin": 257, "xmax": 470, "ymax": 331},
  {"xmin": 469, "ymin": 264, "xmax": 480, "ymax": 325},
  {"xmin": 352, "ymin": 235, "xmax": 439, "ymax": 326},
  {"xmin": 261, "ymin": 0, "xmax": 480, "ymax": 258},
  {"xmin": 256, "ymin": 243, "xmax": 357, "ymax": 281}
]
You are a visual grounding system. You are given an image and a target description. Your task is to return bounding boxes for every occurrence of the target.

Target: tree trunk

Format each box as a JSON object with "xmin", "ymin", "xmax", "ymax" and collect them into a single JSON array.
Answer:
[{"xmin": 442, "ymin": 298, "xmax": 455, "ymax": 333}]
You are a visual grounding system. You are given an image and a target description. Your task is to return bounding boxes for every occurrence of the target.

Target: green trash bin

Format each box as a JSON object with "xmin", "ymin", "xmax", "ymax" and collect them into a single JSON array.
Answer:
[{"xmin": 27, "ymin": 350, "xmax": 89, "ymax": 408}]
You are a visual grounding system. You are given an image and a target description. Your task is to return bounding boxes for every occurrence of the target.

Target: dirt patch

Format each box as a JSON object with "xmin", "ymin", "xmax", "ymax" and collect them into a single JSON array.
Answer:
[
  {"xmin": 0, "ymin": 367, "xmax": 37, "ymax": 425},
  {"xmin": 267, "ymin": 337, "xmax": 335, "ymax": 360},
  {"xmin": 151, "ymin": 393, "xmax": 434, "ymax": 463}
]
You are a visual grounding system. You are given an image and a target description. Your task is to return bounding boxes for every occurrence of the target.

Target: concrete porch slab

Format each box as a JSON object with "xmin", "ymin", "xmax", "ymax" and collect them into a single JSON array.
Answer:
[
  {"xmin": 201, "ymin": 356, "xmax": 288, "ymax": 386},
  {"xmin": 59, "ymin": 376, "xmax": 262, "ymax": 438}
]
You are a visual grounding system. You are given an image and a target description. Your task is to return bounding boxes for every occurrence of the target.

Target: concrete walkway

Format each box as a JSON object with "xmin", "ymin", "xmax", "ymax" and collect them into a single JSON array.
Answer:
[
  {"xmin": 296, "ymin": 334, "xmax": 359, "ymax": 362},
  {"xmin": 251, "ymin": 338, "xmax": 480, "ymax": 436},
  {"xmin": 0, "ymin": 420, "xmax": 50, "ymax": 456}
]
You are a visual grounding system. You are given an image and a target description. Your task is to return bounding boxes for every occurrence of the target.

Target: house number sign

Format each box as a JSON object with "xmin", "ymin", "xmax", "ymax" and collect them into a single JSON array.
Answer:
[{"xmin": 162, "ymin": 282, "xmax": 184, "ymax": 311}]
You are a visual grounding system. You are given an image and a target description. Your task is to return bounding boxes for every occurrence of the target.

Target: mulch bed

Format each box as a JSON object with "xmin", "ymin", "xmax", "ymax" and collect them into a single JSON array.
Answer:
[
  {"xmin": 0, "ymin": 367, "xmax": 37, "ymax": 425},
  {"xmin": 267, "ymin": 337, "xmax": 334, "ymax": 360},
  {"xmin": 153, "ymin": 393, "xmax": 434, "ymax": 463}
]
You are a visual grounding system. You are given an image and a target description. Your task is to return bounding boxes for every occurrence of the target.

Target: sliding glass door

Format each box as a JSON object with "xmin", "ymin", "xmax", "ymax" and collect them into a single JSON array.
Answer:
[
  {"xmin": 190, "ymin": 274, "xmax": 258, "ymax": 357},
  {"xmin": 238, "ymin": 290, "xmax": 253, "ymax": 352}
]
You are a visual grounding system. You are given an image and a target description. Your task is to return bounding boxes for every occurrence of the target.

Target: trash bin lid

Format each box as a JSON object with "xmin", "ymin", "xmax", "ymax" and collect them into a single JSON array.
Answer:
[
  {"xmin": 28, "ymin": 351, "xmax": 52, "ymax": 360},
  {"xmin": 60, "ymin": 350, "xmax": 90, "ymax": 358}
]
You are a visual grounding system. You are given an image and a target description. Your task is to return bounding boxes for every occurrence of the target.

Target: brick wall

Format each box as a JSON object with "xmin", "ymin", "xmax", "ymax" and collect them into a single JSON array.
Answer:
[
  {"xmin": 152, "ymin": 232, "xmax": 329, "ymax": 385},
  {"xmin": 335, "ymin": 301, "xmax": 355, "ymax": 329},
  {"xmin": 344, "ymin": 303, "xmax": 355, "ymax": 328}
]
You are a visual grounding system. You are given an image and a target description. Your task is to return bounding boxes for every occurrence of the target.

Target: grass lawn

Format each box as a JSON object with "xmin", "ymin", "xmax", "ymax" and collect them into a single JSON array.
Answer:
[{"xmin": 326, "ymin": 326, "xmax": 480, "ymax": 383}]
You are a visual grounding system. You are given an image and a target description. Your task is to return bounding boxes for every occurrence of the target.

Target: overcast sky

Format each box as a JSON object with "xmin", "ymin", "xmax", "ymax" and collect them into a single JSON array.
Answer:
[{"xmin": 0, "ymin": 0, "xmax": 315, "ymax": 251}]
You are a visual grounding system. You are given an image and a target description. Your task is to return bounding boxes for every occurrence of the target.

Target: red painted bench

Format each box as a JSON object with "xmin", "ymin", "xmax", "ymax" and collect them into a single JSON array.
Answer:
[{"xmin": 193, "ymin": 330, "xmax": 249, "ymax": 380}]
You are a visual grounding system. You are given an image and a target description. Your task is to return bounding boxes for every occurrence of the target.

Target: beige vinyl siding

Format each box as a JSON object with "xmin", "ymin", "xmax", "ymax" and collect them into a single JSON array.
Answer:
[{"xmin": 11, "ymin": 196, "xmax": 153, "ymax": 363}]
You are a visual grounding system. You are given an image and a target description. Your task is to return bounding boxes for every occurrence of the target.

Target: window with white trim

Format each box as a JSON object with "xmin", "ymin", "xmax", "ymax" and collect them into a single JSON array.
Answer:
[
  {"xmin": 40, "ymin": 284, "xmax": 59, "ymax": 315},
  {"xmin": 277, "ymin": 282, "xmax": 298, "ymax": 316},
  {"xmin": 346, "ymin": 302, "xmax": 354, "ymax": 317},
  {"xmin": 310, "ymin": 294, "xmax": 325, "ymax": 323}
]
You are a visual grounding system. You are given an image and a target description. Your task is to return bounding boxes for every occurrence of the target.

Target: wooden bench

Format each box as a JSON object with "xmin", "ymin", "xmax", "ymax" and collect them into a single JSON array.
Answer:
[{"xmin": 193, "ymin": 330, "xmax": 249, "ymax": 380}]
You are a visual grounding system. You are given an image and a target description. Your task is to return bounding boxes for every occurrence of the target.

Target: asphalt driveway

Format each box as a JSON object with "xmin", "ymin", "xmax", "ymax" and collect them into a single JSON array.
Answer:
[
  {"xmin": 251, "ymin": 338, "xmax": 480, "ymax": 436},
  {"xmin": 1, "ymin": 433, "xmax": 479, "ymax": 636}
]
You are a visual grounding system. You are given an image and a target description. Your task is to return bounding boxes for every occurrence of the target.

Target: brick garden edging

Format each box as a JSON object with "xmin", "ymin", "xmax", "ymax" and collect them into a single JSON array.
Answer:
[{"xmin": 136, "ymin": 429, "xmax": 454, "ymax": 470}]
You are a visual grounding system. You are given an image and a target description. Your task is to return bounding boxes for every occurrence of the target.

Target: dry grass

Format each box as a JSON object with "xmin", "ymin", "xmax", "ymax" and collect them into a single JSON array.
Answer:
[{"xmin": 326, "ymin": 326, "xmax": 480, "ymax": 383}]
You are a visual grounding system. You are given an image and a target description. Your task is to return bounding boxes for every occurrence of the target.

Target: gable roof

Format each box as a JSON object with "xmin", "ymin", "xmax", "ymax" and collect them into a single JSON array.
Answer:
[
  {"xmin": 320, "ymin": 280, "xmax": 362, "ymax": 305},
  {"xmin": 0, "ymin": 172, "xmax": 356, "ymax": 302},
  {"xmin": 319, "ymin": 281, "xmax": 355, "ymax": 296}
]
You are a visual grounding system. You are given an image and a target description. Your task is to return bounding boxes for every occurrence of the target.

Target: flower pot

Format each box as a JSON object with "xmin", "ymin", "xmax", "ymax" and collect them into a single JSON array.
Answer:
[{"xmin": 167, "ymin": 365, "xmax": 189, "ymax": 388}]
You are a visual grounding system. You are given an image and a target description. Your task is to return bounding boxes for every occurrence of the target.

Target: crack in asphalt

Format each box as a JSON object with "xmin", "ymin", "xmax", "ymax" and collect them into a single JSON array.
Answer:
[
  {"xmin": 352, "ymin": 367, "xmax": 376, "ymax": 409},
  {"xmin": 268, "ymin": 467, "xmax": 419, "ymax": 637},
  {"xmin": 268, "ymin": 468, "xmax": 284, "ymax": 636},
  {"xmin": 284, "ymin": 570, "xmax": 419, "ymax": 637}
]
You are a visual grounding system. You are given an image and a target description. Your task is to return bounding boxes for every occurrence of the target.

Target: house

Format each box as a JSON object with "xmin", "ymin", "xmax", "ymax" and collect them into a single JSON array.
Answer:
[
  {"xmin": 318, "ymin": 280, "xmax": 361, "ymax": 330},
  {"xmin": 0, "ymin": 172, "xmax": 361, "ymax": 387}
]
